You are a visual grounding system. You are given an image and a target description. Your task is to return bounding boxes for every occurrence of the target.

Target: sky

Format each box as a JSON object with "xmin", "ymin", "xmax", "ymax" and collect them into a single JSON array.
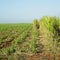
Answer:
[{"xmin": 0, "ymin": 0, "xmax": 60, "ymax": 23}]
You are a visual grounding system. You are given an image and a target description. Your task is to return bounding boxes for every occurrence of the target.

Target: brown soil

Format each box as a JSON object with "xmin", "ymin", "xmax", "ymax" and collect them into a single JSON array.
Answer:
[
  {"xmin": 0, "ymin": 40, "xmax": 12, "ymax": 49},
  {"xmin": 25, "ymin": 53, "xmax": 60, "ymax": 60},
  {"xmin": 1, "ymin": 35, "xmax": 8, "ymax": 40}
]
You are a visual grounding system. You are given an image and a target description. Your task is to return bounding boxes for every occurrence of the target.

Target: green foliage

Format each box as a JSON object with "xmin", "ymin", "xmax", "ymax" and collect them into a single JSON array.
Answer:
[
  {"xmin": 0, "ymin": 23, "xmax": 32, "ymax": 56},
  {"xmin": 31, "ymin": 22, "xmax": 39, "ymax": 53},
  {"xmin": 39, "ymin": 16, "xmax": 60, "ymax": 55},
  {"xmin": 0, "ymin": 17, "xmax": 60, "ymax": 59},
  {"xmin": 7, "ymin": 46, "xmax": 15, "ymax": 55},
  {"xmin": 33, "ymin": 19, "xmax": 39, "ymax": 29}
]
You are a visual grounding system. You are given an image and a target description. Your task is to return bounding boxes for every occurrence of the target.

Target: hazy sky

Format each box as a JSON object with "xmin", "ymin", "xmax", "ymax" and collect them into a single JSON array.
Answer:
[{"xmin": 0, "ymin": 0, "xmax": 60, "ymax": 23}]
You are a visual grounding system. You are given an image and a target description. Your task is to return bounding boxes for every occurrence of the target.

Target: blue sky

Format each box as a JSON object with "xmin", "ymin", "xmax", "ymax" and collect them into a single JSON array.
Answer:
[{"xmin": 0, "ymin": 0, "xmax": 60, "ymax": 23}]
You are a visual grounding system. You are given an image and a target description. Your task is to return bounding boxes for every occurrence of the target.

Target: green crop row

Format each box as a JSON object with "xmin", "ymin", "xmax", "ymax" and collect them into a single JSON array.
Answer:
[
  {"xmin": 31, "ymin": 20, "xmax": 39, "ymax": 53},
  {"xmin": 39, "ymin": 16, "xmax": 60, "ymax": 60},
  {"xmin": 0, "ymin": 24, "xmax": 31, "ymax": 44},
  {"xmin": 0, "ymin": 24, "xmax": 32, "ymax": 55}
]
